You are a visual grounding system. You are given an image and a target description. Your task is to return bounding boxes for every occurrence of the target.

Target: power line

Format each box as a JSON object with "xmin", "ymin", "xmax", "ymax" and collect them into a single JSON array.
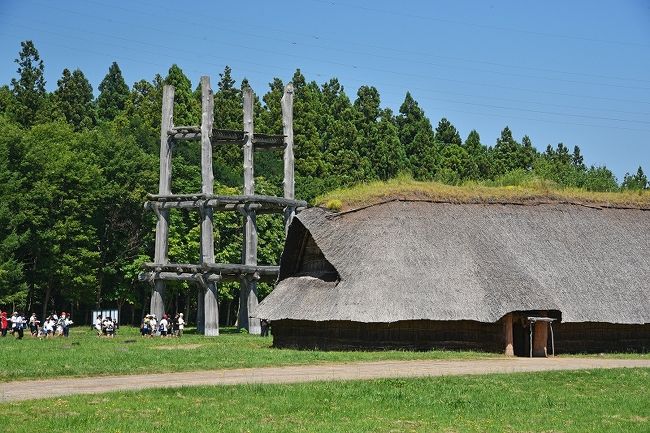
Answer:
[
  {"xmin": 2, "ymin": 24, "xmax": 649, "ymax": 131},
  {"xmin": 4, "ymin": 8, "xmax": 649, "ymax": 110},
  {"xmin": 308, "ymin": 0, "xmax": 650, "ymax": 49},
  {"xmin": 84, "ymin": 0, "xmax": 650, "ymax": 88}
]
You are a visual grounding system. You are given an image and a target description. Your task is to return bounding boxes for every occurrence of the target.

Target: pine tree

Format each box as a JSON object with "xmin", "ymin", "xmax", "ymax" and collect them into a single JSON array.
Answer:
[
  {"xmin": 396, "ymin": 92, "xmax": 436, "ymax": 179},
  {"xmin": 374, "ymin": 109, "xmax": 406, "ymax": 180},
  {"xmin": 291, "ymin": 69, "xmax": 326, "ymax": 195},
  {"xmin": 572, "ymin": 145, "xmax": 585, "ymax": 169},
  {"xmin": 97, "ymin": 62, "xmax": 129, "ymax": 122},
  {"xmin": 54, "ymin": 68, "xmax": 96, "ymax": 130},
  {"xmin": 353, "ymin": 85, "xmax": 381, "ymax": 175},
  {"xmin": 10, "ymin": 41, "xmax": 46, "ymax": 127},
  {"xmin": 164, "ymin": 64, "xmax": 198, "ymax": 126},
  {"xmin": 214, "ymin": 66, "xmax": 242, "ymax": 129},
  {"xmin": 492, "ymin": 127, "xmax": 535, "ymax": 175},
  {"xmin": 434, "ymin": 118, "xmax": 461, "ymax": 146},
  {"xmin": 622, "ymin": 166, "xmax": 648, "ymax": 190},
  {"xmin": 464, "ymin": 130, "xmax": 490, "ymax": 179}
]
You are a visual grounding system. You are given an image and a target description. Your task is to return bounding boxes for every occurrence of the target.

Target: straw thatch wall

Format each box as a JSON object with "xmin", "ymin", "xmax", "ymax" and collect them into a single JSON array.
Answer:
[{"xmin": 255, "ymin": 201, "xmax": 650, "ymax": 352}]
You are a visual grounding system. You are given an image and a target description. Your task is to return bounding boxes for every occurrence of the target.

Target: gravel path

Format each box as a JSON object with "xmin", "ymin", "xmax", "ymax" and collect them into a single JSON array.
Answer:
[{"xmin": 2, "ymin": 357, "xmax": 648, "ymax": 402}]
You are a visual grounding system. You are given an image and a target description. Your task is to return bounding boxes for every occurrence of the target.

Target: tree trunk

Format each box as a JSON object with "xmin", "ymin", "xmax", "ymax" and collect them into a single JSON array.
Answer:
[{"xmin": 42, "ymin": 280, "xmax": 52, "ymax": 320}]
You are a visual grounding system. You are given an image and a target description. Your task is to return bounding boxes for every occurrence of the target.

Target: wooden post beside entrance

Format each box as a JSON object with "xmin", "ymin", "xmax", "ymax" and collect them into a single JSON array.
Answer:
[
  {"xmin": 533, "ymin": 320, "xmax": 549, "ymax": 357},
  {"xmin": 503, "ymin": 313, "xmax": 514, "ymax": 356}
]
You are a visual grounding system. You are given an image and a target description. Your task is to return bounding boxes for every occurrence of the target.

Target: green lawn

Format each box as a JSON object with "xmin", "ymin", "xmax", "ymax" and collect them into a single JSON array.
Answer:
[
  {"xmin": 2, "ymin": 368, "xmax": 648, "ymax": 432},
  {"xmin": 0, "ymin": 326, "xmax": 496, "ymax": 382}
]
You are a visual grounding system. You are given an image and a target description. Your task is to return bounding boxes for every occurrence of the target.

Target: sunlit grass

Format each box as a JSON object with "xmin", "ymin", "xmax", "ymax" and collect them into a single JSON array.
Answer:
[
  {"xmin": 315, "ymin": 174, "xmax": 650, "ymax": 211},
  {"xmin": 0, "ymin": 326, "xmax": 496, "ymax": 382},
  {"xmin": 2, "ymin": 368, "xmax": 648, "ymax": 432}
]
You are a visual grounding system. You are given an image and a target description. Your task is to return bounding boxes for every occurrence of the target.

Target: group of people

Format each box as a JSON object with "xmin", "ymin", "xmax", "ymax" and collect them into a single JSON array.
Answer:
[
  {"xmin": 0, "ymin": 311, "xmax": 73, "ymax": 339},
  {"xmin": 94, "ymin": 315, "xmax": 118, "ymax": 337},
  {"xmin": 140, "ymin": 313, "xmax": 185, "ymax": 337}
]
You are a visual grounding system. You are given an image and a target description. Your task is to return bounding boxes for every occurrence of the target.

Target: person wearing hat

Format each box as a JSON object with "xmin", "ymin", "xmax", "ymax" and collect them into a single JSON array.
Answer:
[
  {"xmin": 60, "ymin": 312, "xmax": 73, "ymax": 337},
  {"xmin": 149, "ymin": 315, "xmax": 157, "ymax": 337},
  {"xmin": 28, "ymin": 313, "xmax": 40, "ymax": 336},
  {"xmin": 177, "ymin": 313, "xmax": 185, "ymax": 337},
  {"xmin": 13, "ymin": 312, "xmax": 25, "ymax": 339}
]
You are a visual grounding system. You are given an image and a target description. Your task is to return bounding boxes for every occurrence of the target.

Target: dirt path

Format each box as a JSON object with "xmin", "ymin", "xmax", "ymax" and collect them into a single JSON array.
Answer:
[{"xmin": 2, "ymin": 357, "xmax": 648, "ymax": 402}]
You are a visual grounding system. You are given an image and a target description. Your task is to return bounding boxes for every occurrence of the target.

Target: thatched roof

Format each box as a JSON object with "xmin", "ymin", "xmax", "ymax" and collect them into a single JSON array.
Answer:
[{"xmin": 255, "ymin": 200, "xmax": 650, "ymax": 324}]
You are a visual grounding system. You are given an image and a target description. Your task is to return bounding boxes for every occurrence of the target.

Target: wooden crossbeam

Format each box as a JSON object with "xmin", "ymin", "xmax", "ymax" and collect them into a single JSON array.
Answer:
[
  {"xmin": 141, "ymin": 262, "xmax": 279, "ymax": 283},
  {"xmin": 168, "ymin": 127, "xmax": 285, "ymax": 149},
  {"xmin": 144, "ymin": 194, "xmax": 307, "ymax": 212}
]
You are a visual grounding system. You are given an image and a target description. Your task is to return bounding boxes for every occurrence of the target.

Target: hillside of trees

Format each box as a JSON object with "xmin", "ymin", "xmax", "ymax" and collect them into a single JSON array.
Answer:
[{"xmin": 0, "ymin": 41, "xmax": 647, "ymax": 324}]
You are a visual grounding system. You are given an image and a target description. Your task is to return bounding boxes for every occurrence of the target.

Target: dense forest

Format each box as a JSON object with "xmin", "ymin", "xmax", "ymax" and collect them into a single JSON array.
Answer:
[{"xmin": 0, "ymin": 41, "xmax": 647, "ymax": 325}]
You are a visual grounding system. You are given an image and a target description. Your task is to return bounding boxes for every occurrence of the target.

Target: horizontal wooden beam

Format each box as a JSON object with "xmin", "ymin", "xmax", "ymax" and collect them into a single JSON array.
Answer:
[
  {"xmin": 144, "ymin": 193, "xmax": 307, "ymax": 213},
  {"xmin": 141, "ymin": 262, "xmax": 280, "ymax": 283},
  {"xmin": 138, "ymin": 271, "xmax": 222, "ymax": 283},
  {"xmin": 168, "ymin": 127, "xmax": 285, "ymax": 149},
  {"xmin": 202, "ymin": 263, "xmax": 279, "ymax": 276}
]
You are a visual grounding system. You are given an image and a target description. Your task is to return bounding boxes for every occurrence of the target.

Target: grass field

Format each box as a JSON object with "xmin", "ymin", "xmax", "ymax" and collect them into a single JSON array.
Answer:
[
  {"xmin": 0, "ymin": 326, "xmax": 498, "ymax": 382},
  {"xmin": 1, "ymin": 368, "xmax": 648, "ymax": 432}
]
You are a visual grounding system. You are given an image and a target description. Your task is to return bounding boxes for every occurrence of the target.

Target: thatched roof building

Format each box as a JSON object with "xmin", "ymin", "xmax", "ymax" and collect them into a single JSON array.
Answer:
[{"xmin": 255, "ymin": 200, "xmax": 650, "ymax": 354}]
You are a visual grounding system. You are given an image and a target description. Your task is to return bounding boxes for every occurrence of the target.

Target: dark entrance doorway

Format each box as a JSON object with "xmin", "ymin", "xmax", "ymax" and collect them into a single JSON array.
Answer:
[{"xmin": 510, "ymin": 310, "xmax": 562, "ymax": 357}]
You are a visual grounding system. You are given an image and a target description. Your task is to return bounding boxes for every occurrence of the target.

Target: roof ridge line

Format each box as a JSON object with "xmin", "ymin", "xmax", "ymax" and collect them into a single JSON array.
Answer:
[{"xmin": 323, "ymin": 198, "xmax": 650, "ymax": 216}]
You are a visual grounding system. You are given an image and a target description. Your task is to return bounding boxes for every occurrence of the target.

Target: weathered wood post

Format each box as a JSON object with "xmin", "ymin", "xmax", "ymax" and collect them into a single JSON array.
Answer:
[
  {"xmin": 200, "ymin": 76, "xmax": 219, "ymax": 336},
  {"xmin": 239, "ymin": 87, "xmax": 260, "ymax": 334},
  {"xmin": 533, "ymin": 312, "xmax": 549, "ymax": 357},
  {"xmin": 151, "ymin": 85, "xmax": 174, "ymax": 320},
  {"xmin": 282, "ymin": 83, "xmax": 295, "ymax": 232},
  {"xmin": 503, "ymin": 313, "xmax": 514, "ymax": 356}
]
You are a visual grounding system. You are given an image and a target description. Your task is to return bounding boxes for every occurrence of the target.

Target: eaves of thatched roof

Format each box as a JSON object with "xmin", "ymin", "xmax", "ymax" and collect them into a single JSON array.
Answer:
[{"xmin": 254, "ymin": 200, "xmax": 650, "ymax": 324}]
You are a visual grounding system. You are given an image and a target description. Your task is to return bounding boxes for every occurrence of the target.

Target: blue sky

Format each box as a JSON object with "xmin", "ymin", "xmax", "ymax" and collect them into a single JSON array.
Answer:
[{"xmin": 1, "ymin": 0, "xmax": 648, "ymax": 180}]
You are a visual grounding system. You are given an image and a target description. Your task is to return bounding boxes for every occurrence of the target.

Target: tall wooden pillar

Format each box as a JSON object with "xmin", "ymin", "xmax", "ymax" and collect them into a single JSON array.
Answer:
[
  {"xmin": 239, "ymin": 87, "xmax": 260, "ymax": 334},
  {"xmin": 281, "ymin": 83, "xmax": 295, "ymax": 232},
  {"xmin": 533, "ymin": 314, "xmax": 549, "ymax": 357},
  {"xmin": 151, "ymin": 85, "xmax": 174, "ymax": 320},
  {"xmin": 503, "ymin": 313, "xmax": 514, "ymax": 356},
  {"xmin": 200, "ymin": 76, "xmax": 219, "ymax": 336}
]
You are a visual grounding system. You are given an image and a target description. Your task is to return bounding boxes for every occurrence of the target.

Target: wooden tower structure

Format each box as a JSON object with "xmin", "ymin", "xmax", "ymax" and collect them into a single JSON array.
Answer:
[{"xmin": 140, "ymin": 76, "xmax": 306, "ymax": 335}]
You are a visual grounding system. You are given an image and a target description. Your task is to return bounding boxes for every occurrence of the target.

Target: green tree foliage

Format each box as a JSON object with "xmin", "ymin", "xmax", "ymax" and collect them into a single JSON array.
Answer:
[
  {"xmin": 396, "ymin": 92, "xmax": 436, "ymax": 179},
  {"xmin": 622, "ymin": 166, "xmax": 648, "ymax": 190},
  {"xmin": 491, "ymin": 127, "xmax": 537, "ymax": 176},
  {"xmin": 292, "ymin": 69, "xmax": 327, "ymax": 199},
  {"xmin": 0, "ymin": 85, "xmax": 16, "ymax": 117},
  {"xmin": 435, "ymin": 118, "xmax": 462, "ymax": 146},
  {"xmin": 14, "ymin": 123, "xmax": 101, "ymax": 317},
  {"xmin": 582, "ymin": 166, "xmax": 618, "ymax": 192},
  {"xmin": 463, "ymin": 130, "xmax": 490, "ymax": 179},
  {"xmin": 97, "ymin": 62, "xmax": 129, "ymax": 122},
  {"xmin": 320, "ymin": 79, "xmax": 364, "ymax": 188},
  {"xmin": 164, "ymin": 64, "xmax": 199, "ymax": 126},
  {"xmin": 0, "ymin": 117, "xmax": 27, "ymax": 305},
  {"xmin": 10, "ymin": 41, "xmax": 46, "ymax": 127},
  {"xmin": 212, "ymin": 66, "xmax": 244, "ymax": 185},
  {"xmin": 54, "ymin": 68, "xmax": 96, "ymax": 130}
]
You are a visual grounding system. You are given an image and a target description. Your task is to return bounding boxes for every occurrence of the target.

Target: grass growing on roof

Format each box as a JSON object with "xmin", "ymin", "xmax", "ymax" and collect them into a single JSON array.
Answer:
[
  {"xmin": 2, "ymin": 368, "xmax": 648, "ymax": 432},
  {"xmin": 315, "ymin": 173, "xmax": 650, "ymax": 211},
  {"xmin": 0, "ymin": 326, "xmax": 497, "ymax": 382}
]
